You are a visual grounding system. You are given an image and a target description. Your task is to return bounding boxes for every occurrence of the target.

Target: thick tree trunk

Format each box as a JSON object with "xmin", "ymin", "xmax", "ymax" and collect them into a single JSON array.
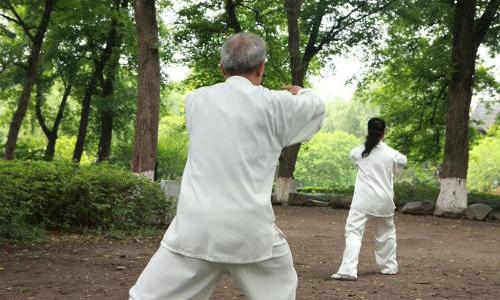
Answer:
[
  {"xmin": 97, "ymin": 110, "xmax": 113, "ymax": 162},
  {"xmin": 73, "ymin": 15, "xmax": 119, "ymax": 163},
  {"xmin": 276, "ymin": 0, "xmax": 305, "ymax": 205},
  {"xmin": 3, "ymin": 0, "xmax": 54, "ymax": 160},
  {"xmin": 131, "ymin": 0, "xmax": 161, "ymax": 180},
  {"xmin": 435, "ymin": 0, "xmax": 476, "ymax": 216},
  {"xmin": 435, "ymin": 0, "xmax": 499, "ymax": 216}
]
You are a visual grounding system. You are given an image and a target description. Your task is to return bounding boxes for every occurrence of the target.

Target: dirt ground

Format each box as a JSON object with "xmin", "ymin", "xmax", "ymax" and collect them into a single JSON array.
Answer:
[{"xmin": 1, "ymin": 206, "xmax": 499, "ymax": 300}]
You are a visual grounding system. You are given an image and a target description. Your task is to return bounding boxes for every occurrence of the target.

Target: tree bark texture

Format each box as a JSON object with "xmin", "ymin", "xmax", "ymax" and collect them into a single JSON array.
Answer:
[{"xmin": 131, "ymin": 0, "xmax": 161, "ymax": 180}]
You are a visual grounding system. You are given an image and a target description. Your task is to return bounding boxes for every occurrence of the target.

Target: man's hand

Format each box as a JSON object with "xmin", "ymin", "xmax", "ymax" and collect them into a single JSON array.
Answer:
[{"xmin": 282, "ymin": 85, "xmax": 302, "ymax": 95}]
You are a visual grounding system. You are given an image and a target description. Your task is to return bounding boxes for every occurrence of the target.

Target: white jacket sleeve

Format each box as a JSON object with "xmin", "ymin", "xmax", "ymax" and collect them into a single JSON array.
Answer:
[
  {"xmin": 273, "ymin": 89, "xmax": 325, "ymax": 147},
  {"xmin": 393, "ymin": 151, "xmax": 407, "ymax": 173},
  {"xmin": 349, "ymin": 147, "xmax": 362, "ymax": 167}
]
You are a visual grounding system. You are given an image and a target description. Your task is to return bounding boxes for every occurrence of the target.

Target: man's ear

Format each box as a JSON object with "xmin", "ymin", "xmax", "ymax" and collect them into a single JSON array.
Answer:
[
  {"xmin": 220, "ymin": 63, "xmax": 229, "ymax": 78},
  {"xmin": 255, "ymin": 62, "xmax": 265, "ymax": 78}
]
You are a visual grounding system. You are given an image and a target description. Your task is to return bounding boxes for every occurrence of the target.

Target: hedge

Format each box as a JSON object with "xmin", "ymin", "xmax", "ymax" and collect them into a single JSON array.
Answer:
[
  {"xmin": 298, "ymin": 183, "xmax": 500, "ymax": 209},
  {"xmin": 0, "ymin": 160, "xmax": 171, "ymax": 240}
]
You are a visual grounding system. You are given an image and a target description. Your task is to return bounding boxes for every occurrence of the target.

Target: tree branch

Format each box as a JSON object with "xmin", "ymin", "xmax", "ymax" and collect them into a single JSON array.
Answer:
[
  {"xmin": 225, "ymin": 0, "xmax": 242, "ymax": 33},
  {"xmin": 474, "ymin": 0, "xmax": 499, "ymax": 48},
  {"xmin": 6, "ymin": 3, "xmax": 35, "ymax": 41},
  {"xmin": 316, "ymin": 0, "xmax": 396, "ymax": 54},
  {"xmin": 35, "ymin": 83, "xmax": 51, "ymax": 137},
  {"xmin": 302, "ymin": 0, "xmax": 327, "ymax": 63}
]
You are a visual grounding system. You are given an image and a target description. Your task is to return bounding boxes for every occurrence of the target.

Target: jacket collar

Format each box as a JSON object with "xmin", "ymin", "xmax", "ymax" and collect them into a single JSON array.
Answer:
[{"xmin": 226, "ymin": 75, "xmax": 255, "ymax": 86}]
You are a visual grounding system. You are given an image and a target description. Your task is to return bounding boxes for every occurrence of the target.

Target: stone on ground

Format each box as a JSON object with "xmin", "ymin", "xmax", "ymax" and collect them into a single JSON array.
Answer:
[
  {"xmin": 465, "ymin": 203, "xmax": 493, "ymax": 221},
  {"xmin": 488, "ymin": 210, "xmax": 500, "ymax": 221},
  {"xmin": 401, "ymin": 201, "xmax": 435, "ymax": 215}
]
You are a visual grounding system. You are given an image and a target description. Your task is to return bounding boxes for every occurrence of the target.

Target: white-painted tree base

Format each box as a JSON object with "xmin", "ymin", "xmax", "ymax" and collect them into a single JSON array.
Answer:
[
  {"xmin": 275, "ymin": 177, "xmax": 296, "ymax": 206},
  {"xmin": 134, "ymin": 169, "xmax": 155, "ymax": 181},
  {"xmin": 434, "ymin": 177, "xmax": 467, "ymax": 216}
]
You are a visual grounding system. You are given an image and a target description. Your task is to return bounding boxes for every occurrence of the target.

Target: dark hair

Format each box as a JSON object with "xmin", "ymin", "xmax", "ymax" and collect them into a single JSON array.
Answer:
[{"xmin": 362, "ymin": 117, "xmax": 386, "ymax": 158}]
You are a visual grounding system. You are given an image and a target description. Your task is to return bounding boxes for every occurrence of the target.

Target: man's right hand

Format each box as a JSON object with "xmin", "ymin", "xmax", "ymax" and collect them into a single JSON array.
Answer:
[{"xmin": 283, "ymin": 85, "xmax": 302, "ymax": 95}]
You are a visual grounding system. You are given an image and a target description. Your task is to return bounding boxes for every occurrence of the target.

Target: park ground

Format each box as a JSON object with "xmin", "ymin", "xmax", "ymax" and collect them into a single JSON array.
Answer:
[{"xmin": 1, "ymin": 206, "xmax": 499, "ymax": 300}]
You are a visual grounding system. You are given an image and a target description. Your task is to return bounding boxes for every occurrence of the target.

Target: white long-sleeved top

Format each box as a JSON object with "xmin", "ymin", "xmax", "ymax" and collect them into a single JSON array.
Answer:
[
  {"xmin": 162, "ymin": 76, "xmax": 325, "ymax": 263},
  {"xmin": 349, "ymin": 142, "xmax": 407, "ymax": 217}
]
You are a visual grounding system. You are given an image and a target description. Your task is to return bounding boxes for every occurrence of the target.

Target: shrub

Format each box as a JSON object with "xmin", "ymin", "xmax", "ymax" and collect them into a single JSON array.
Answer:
[
  {"xmin": 0, "ymin": 160, "xmax": 171, "ymax": 240},
  {"xmin": 295, "ymin": 131, "xmax": 360, "ymax": 189}
]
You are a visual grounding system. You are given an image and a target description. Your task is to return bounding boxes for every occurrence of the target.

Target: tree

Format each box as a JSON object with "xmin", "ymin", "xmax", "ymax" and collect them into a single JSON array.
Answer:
[
  {"xmin": 97, "ymin": 0, "xmax": 129, "ymax": 162},
  {"xmin": 435, "ymin": 0, "xmax": 499, "ymax": 216},
  {"xmin": 34, "ymin": 73, "xmax": 72, "ymax": 160},
  {"xmin": 72, "ymin": 1, "xmax": 122, "ymax": 163},
  {"xmin": 2, "ymin": 0, "xmax": 55, "ymax": 160},
  {"xmin": 131, "ymin": 0, "xmax": 161, "ymax": 180},
  {"xmin": 174, "ymin": 0, "xmax": 290, "ymax": 89},
  {"xmin": 276, "ymin": 0, "xmax": 396, "ymax": 204}
]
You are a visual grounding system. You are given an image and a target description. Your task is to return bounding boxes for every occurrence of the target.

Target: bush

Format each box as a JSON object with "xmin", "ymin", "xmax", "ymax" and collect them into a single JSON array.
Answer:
[
  {"xmin": 157, "ymin": 115, "xmax": 188, "ymax": 180},
  {"xmin": 295, "ymin": 131, "xmax": 360, "ymax": 189},
  {"xmin": 468, "ymin": 124, "xmax": 500, "ymax": 193},
  {"xmin": 0, "ymin": 160, "xmax": 171, "ymax": 240}
]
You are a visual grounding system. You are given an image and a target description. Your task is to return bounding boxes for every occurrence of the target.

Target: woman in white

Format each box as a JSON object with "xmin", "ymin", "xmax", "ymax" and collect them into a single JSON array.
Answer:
[{"xmin": 332, "ymin": 118, "xmax": 407, "ymax": 281}]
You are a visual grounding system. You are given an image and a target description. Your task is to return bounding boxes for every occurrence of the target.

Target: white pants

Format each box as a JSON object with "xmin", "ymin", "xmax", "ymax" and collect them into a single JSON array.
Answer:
[
  {"xmin": 336, "ymin": 209, "xmax": 398, "ymax": 278},
  {"xmin": 129, "ymin": 244, "xmax": 297, "ymax": 300}
]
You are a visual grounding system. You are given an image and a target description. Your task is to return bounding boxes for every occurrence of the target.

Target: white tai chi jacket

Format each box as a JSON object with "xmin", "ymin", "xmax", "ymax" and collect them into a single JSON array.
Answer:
[
  {"xmin": 162, "ymin": 76, "xmax": 325, "ymax": 263},
  {"xmin": 349, "ymin": 142, "xmax": 407, "ymax": 217}
]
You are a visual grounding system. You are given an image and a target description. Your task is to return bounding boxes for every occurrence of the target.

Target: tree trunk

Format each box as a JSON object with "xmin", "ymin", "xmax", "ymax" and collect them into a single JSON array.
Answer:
[
  {"xmin": 276, "ymin": 0, "xmax": 305, "ymax": 205},
  {"xmin": 35, "ymin": 80, "xmax": 72, "ymax": 161},
  {"xmin": 3, "ymin": 0, "xmax": 55, "ymax": 160},
  {"xmin": 131, "ymin": 0, "xmax": 161, "ymax": 180},
  {"xmin": 435, "ymin": 0, "xmax": 476, "ymax": 216},
  {"xmin": 73, "ymin": 14, "xmax": 119, "ymax": 163},
  {"xmin": 435, "ymin": 0, "xmax": 499, "ymax": 216},
  {"xmin": 225, "ymin": 0, "xmax": 242, "ymax": 33},
  {"xmin": 45, "ymin": 84, "xmax": 71, "ymax": 161},
  {"xmin": 97, "ymin": 110, "xmax": 113, "ymax": 162},
  {"xmin": 97, "ymin": 0, "xmax": 127, "ymax": 162}
]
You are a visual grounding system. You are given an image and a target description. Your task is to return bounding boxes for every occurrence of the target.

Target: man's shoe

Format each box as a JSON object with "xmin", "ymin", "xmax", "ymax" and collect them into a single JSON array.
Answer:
[
  {"xmin": 380, "ymin": 271, "xmax": 398, "ymax": 275},
  {"xmin": 331, "ymin": 273, "xmax": 357, "ymax": 281}
]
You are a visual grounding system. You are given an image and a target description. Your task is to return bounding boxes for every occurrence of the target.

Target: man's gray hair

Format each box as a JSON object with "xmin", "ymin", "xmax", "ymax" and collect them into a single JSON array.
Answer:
[{"xmin": 220, "ymin": 32, "xmax": 267, "ymax": 75}]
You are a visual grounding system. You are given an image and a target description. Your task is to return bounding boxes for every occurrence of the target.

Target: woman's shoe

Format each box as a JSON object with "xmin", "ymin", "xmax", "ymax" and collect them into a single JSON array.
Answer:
[{"xmin": 331, "ymin": 273, "xmax": 357, "ymax": 281}]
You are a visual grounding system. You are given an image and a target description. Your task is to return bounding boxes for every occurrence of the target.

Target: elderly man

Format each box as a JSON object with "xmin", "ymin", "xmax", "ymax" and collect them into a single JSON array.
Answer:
[{"xmin": 129, "ymin": 32, "xmax": 325, "ymax": 300}]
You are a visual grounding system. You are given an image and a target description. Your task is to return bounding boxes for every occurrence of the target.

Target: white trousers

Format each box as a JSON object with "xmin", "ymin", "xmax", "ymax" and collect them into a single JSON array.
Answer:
[
  {"xmin": 129, "ymin": 243, "xmax": 297, "ymax": 300},
  {"xmin": 336, "ymin": 209, "xmax": 398, "ymax": 278}
]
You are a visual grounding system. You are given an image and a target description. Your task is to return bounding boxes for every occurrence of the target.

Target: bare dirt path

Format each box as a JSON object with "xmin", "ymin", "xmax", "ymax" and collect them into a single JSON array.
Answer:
[{"xmin": 1, "ymin": 206, "xmax": 499, "ymax": 299}]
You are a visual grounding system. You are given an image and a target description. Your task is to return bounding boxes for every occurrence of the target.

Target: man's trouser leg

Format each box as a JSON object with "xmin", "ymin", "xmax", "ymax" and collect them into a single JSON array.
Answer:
[
  {"xmin": 129, "ymin": 242, "xmax": 297, "ymax": 300},
  {"xmin": 336, "ymin": 209, "xmax": 369, "ymax": 278},
  {"xmin": 129, "ymin": 246, "xmax": 224, "ymax": 300},
  {"xmin": 227, "ymin": 242, "xmax": 298, "ymax": 300},
  {"xmin": 374, "ymin": 216, "xmax": 398, "ymax": 274}
]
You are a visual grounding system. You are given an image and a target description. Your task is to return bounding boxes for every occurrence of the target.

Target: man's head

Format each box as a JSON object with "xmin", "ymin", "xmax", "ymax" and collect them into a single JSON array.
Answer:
[{"xmin": 220, "ymin": 32, "xmax": 267, "ymax": 85}]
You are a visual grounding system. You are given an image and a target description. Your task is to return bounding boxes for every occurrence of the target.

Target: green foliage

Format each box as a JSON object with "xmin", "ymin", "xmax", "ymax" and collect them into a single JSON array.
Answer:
[
  {"xmin": 322, "ymin": 99, "xmax": 379, "ymax": 137},
  {"xmin": 468, "ymin": 124, "xmax": 500, "ymax": 193},
  {"xmin": 295, "ymin": 131, "xmax": 360, "ymax": 189},
  {"xmin": 356, "ymin": 0, "xmax": 499, "ymax": 164},
  {"xmin": 0, "ymin": 161, "xmax": 170, "ymax": 240},
  {"xmin": 173, "ymin": 0, "xmax": 291, "ymax": 89},
  {"xmin": 157, "ymin": 115, "xmax": 188, "ymax": 180}
]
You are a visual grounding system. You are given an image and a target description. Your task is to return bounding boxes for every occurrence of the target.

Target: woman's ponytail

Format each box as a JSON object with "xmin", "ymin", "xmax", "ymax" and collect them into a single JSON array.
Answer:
[{"xmin": 362, "ymin": 118, "xmax": 386, "ymax": 158}]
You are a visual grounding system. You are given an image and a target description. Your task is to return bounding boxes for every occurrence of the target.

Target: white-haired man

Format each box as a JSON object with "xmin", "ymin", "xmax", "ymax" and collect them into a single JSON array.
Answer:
[{"xmin": 129, "ymin": 32, "xmax": 325, "ymax": 300}]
